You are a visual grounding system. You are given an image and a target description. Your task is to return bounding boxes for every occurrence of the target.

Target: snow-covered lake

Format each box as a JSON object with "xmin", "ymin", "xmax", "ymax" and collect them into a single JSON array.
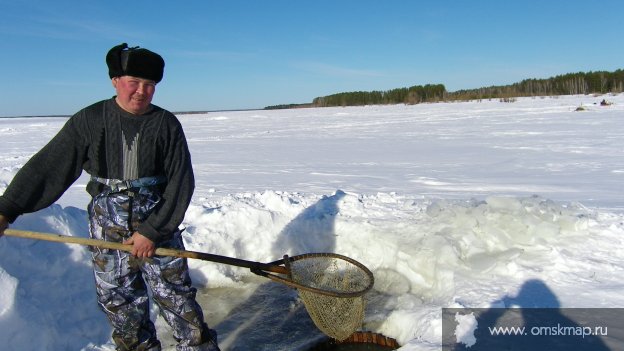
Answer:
[{"xmin": 0, "ymin": 94, "xmax": 622, "ymax": 350}]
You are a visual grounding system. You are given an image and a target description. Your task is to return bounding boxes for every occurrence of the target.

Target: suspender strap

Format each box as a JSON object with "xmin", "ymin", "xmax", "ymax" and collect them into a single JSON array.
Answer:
[{"xmin": 91, "ymin": 175, "xmax": 167, "ymax": 192}]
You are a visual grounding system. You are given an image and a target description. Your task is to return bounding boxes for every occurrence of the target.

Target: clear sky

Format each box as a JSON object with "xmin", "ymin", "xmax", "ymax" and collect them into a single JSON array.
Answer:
[{"xmin": 2, "ymin": 0, "xmax": 623, "ymax": 116}]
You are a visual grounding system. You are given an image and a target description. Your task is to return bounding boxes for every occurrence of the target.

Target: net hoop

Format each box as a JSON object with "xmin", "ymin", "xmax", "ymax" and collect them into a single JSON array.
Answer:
[{"xmin": 259, "ymin": 252, "xmax": 375, "ymax": 298}]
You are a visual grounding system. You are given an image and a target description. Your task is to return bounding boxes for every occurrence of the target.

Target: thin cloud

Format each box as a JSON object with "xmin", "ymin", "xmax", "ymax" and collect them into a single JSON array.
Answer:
[
  {"xmin": 294, "ymin": 61, "xmax": 386, "ymax": 78},
  {"xmin": 41, "ymin": 79, "xmax": 98, "ymax": 87},
  {"xmin": 173, "ymin": 49, "xmax": 256, "ymax": 62},
  {"xmin": 0, "ymin": 3, "xmax": 148, "ymax": 42},
  {"xmin": 30, "ymin": 17, "xmax": 146, "ymax": 41}
]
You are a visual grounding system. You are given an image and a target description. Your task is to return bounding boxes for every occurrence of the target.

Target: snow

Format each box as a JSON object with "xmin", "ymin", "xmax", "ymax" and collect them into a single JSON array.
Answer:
[{"xmin": 0, "ymin": 94, "xmax": 623, "ymax": 350}]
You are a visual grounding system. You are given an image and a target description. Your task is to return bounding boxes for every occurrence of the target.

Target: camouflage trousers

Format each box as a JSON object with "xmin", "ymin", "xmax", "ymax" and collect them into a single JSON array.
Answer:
[{"xmin": 88, "ymin": 188, "xmax": 219, "ymax": 351}]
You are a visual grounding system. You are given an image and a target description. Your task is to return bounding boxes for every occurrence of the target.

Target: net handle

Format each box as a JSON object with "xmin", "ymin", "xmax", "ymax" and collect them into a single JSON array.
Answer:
[
  {"xmin": 3, "ymin": 229, "xmax": 375, "ymax": 297},
  {"xmin": 3, "ymin": 229, "xmax": 288, "ymax": 274}
]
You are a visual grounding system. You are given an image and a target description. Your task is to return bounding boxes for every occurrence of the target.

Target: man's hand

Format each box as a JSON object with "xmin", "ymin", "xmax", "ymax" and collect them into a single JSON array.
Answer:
[
  {"xmin": 123, "ymin": 232, "xmax": 156, "ymax": 258},
  {"xmin": 0, "ymin": 214, "xmax": 9, "ymax": 237}
]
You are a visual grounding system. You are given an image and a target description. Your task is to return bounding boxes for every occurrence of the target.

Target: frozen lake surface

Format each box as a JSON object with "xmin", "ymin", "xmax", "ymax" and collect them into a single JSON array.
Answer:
[{"xmin": 0, "ymin": 94, "xmax": 622, "ymax": 350}]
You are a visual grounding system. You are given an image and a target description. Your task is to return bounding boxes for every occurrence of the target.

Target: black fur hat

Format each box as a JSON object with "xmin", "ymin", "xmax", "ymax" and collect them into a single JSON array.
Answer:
[{"xmin": 106, "ymin": 43, "xmax": 165, "ymax": 83}]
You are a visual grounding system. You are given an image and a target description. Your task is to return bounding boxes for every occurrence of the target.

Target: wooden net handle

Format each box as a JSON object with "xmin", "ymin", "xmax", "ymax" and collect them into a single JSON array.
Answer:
[{"xmin": 3, "ymin": 228, "xmax": 288, "ymax": 275}]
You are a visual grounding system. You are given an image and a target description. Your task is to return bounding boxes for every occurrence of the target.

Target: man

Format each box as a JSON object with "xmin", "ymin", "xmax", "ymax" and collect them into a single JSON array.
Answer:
[{"xmin": 0, "ymin": 43, "xmax": 220, "ymax": 351}]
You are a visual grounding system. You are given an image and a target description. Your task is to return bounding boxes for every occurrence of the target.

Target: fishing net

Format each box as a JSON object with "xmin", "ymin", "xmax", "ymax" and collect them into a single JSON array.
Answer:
[
  {"xmin": 3, "ymin": 229, "xmax": 375, "ymax": 341},
  {"xmin": 285, "ymin": 253, "xmax": 375, "ymax": 341}
]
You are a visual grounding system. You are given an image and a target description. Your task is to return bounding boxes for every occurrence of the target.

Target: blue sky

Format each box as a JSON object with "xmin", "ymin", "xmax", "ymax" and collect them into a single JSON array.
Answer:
[{"xmin": 2, "ymin": 0, "xmax": 623, "ymax": 116}]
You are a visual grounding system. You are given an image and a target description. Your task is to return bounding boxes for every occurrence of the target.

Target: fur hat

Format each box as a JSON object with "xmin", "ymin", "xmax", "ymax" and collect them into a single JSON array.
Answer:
[{"xmin": 106, "ymin": 43, "xmax": 165, "ymax": 83}]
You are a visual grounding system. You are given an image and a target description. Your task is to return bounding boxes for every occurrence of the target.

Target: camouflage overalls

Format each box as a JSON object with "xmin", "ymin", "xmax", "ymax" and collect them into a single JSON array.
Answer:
[{"xmin": 88, "ymin": 183, "xmax": 219, "ymax": 351}]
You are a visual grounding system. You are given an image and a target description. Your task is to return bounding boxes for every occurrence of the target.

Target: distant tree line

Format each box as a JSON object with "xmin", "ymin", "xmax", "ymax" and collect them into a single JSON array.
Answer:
[
  {"xmin": 449, "ymin": 69, "xmax": 624, "ymax": 101},
  {"xmin": 311, "ymin": 84, "xmax": 446, "ymax": 107},
  {"xmin": 264, "ymin": 103, "xmax": 313, "ymax": 110},
  {"xmin": 265, "ymin": 69, "xmax": 624, "ymax": 109}
]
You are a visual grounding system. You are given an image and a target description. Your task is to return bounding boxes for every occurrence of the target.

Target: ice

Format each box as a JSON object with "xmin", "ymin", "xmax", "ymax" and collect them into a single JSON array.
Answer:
[{"xmin": 0, "ymin": 94, "xmax": 622, "ymax": 350}]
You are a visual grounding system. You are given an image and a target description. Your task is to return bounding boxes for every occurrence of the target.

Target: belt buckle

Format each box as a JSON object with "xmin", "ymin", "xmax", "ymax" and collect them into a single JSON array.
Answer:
[{"xmin": 110, "ymin": 180, "xmax": 131, "ymax": 192}]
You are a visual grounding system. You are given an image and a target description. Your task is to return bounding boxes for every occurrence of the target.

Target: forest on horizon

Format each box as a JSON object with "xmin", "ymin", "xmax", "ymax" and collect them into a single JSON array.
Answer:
[{"xmin": 265, "ymin": 69, "xmax": 624, "ymax": 109}]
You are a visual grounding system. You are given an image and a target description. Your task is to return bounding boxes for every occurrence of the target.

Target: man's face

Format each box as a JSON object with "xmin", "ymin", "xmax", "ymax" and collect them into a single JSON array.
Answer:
[{"xmin": 112, "ymin": 76, "xmax": 156, "ymax": 115}]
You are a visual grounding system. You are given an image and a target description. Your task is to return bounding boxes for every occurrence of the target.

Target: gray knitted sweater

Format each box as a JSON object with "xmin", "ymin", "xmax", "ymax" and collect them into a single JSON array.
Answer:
[{"xmin": 0, "ymin": 98, "xmax": 195, "ymax": 243}]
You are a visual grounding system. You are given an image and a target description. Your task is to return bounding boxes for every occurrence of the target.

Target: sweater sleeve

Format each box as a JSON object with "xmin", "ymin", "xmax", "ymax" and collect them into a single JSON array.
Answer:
[
  {"xmin": 0, "ymin": 115, "xmax": 88, "ymax": 222},
  {"xmin": 137, "ymin": 117, "xmax": 195, "ymax": 243}
]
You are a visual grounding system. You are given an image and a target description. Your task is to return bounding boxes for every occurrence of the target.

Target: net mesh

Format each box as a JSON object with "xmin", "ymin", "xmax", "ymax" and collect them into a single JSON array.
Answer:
[{"xmin": 288, "ymin": 254, "xmax": 373, "ymax": 341}]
